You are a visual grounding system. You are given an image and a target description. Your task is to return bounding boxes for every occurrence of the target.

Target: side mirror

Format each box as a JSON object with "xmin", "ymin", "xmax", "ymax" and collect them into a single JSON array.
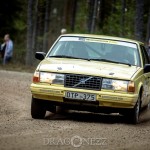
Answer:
[
  {"xmin": 35, "ymin": 52, "xmax": 46, "ymax": 60},
  {"xmin": 144, "ymin": 64, "xmax": 150, "ymax": 73}
]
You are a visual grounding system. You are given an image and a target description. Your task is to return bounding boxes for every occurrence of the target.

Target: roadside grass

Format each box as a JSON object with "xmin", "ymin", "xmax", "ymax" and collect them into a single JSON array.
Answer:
[{"xmin": 0, "ymin": 61, "xmax": 35, "ymax": 73}]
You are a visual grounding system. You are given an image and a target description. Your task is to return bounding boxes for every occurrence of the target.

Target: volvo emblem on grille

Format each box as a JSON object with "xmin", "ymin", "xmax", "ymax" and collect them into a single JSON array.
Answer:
[
  {"xmin": 73, "ymin": 77, "xmax": 93, "ymax": 87},
  {"xmin": 80, "ymin": 79, "xmax": 86, "ymax": 84}
]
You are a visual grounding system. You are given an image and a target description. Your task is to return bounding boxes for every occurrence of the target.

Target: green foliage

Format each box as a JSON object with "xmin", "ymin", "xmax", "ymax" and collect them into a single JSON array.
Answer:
[
  {"xmin": 0, "ymin": 0, "xmax": 149, "ymax": 66},
  {"xmin": 97, "ymin": 1, "xmax": 135, "ymax": 39},
  {"xmin": 70, "ymin": 0, "xmax": 136, "ymax": 40},
  {"xmin": 0, "ymin": 0, "xmax": 24, "ymax": 38},
  {"xmin": 74, "ymin": 0, "xmax": 88, "ymax": 33}
]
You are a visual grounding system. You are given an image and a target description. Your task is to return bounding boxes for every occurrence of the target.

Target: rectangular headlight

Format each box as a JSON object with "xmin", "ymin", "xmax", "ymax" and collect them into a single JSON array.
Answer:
[
  {"xmin": 102, "ymin": 78, "xmax": 128, "ymax": 92},
  {"xmin": 40, "ymin": 72, "xmax": 64, "ymax": 84}
]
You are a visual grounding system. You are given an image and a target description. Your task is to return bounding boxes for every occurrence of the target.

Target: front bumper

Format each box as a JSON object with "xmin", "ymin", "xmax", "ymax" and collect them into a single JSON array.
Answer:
[{"xmin": 31, "ymin": 83, "xmax": 138, "ymax": 109}]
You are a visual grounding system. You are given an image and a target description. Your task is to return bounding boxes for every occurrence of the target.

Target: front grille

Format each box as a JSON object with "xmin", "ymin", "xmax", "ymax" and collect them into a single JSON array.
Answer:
[{"xmin": 65, "ymin": 74, "xmax": 102, "ymax": 90}]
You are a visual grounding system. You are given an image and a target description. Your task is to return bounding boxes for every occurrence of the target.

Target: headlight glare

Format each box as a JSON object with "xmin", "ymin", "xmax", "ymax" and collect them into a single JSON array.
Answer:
[
  {"xmin": 102, "ymin": 78, "xmax": 128, "ymax": 92},
  {"xmin": 40, "ymin": 72, "xmax": 64, "ymax": 84}
]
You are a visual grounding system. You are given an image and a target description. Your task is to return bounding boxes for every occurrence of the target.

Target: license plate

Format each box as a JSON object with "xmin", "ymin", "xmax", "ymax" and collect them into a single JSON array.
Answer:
[{"xmin": 65, "ymin": 91, "xmax": 96, "ymax": 101}]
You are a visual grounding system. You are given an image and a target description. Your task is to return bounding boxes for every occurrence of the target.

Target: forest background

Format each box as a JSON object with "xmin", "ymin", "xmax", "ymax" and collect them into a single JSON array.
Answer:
[{"xmin": 0, "ymin": 0, "xmax": 150, "ymax": 66}]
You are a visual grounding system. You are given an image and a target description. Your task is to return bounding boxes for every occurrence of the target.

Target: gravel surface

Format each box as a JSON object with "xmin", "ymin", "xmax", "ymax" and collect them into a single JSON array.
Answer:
[{"xmin": 0, "ymin": 70, "xmax": 150, "ymax": 150}]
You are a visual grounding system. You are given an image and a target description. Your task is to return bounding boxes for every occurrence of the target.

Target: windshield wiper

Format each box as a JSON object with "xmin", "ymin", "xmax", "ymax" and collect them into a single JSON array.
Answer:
[
  {"xmin": 49, "ymin": 55, "xmax": 89, "ymax": 60},
  {"xmin": 117, "ymin": 62, "xmax": 131, "ymax": 66},
  {"xmin": 89, "ymin": 58, "xmax": 131, "ymax": 66},
  {"xmin": 49, "ymin": 56, "xmax": 131, "ymax": 66}
]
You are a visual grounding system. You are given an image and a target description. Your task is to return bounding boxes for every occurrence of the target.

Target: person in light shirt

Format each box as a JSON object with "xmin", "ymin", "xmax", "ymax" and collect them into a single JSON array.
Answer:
[{"xmin": 2, "ymin": 34, "xmax": 13, "ymax": 65}]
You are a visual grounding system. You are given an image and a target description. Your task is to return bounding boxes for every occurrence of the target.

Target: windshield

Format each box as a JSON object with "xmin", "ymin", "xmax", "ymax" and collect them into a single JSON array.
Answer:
[{"xmin": 48, "ymin": 36, "xmax": 140, "ymax": 66}]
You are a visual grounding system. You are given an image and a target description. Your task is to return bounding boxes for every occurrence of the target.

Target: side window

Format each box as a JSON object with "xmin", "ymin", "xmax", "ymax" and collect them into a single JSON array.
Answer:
[{"xmin": 140, "ymin": 45, "xmax": 149, "ymax": 66}]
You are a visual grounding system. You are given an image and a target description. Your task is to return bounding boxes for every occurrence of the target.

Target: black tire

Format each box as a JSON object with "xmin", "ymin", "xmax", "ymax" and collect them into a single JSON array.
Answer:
[
  {"xmin": 31, "ymin": 98, "xmax": 46, "ymax": 119},
  {"xmin": 57, "ymin": 106, "xmax": 68, "ymax": 114},
  {"xmin": 129, "ymin": 96, "xmax": 141, "ymax": 124}
]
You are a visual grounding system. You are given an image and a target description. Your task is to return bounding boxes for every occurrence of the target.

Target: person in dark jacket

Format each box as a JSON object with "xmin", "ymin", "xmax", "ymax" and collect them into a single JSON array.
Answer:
[{"xmin": 0, "ymin": 42, "xmax": 6, "ymax": 59}]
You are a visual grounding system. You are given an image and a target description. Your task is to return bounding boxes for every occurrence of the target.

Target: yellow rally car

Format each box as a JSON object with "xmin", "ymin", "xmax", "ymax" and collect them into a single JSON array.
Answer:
[{"xmin": 30, "ymin": 34, "xmax": 150, "ymax": 124}]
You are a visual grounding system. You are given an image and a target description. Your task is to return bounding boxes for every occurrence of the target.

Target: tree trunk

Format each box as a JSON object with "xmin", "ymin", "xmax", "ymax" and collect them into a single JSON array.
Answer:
[
  {"xmin": 146, "ymin": 8, "xmax": 150, "ymax": 44},
  {"xmin": 26, "ymin": 0, "xmax": 34, "ymax": 66},
  {"xmin": 121, "ymin": 0, "xmax": 126, "ymax": 36},
  {"xmin": 32, "ymin": 0, "xmax": 38, "ymax": 53},
  {"xmin": 36, "ymin": 0, "xmax": 44, "ymax": 52},
  {"xmin": 91, "ymin": 0, "xmax": 98, "ymax": 33},
  {"xmin": 63, "ymin": 0, "xmax": 72, "ymax": 28},
  {"xmin": 43, "ymin": 0, "xmax": 51, "ymax": 53},
  {"xmin": 135, "ymin": 0, "xmax": 144, "ymax": 41},
  {"xmin": 87, "ymin": 0, "xmax": 95, "ymax": 33},
  {"xmin": 97, "ymin": 0, "xmax": 101, "ymax": 28},
  {"xmin": 70, "ymin": 0, "xmax": 78, "ymax": 32}
]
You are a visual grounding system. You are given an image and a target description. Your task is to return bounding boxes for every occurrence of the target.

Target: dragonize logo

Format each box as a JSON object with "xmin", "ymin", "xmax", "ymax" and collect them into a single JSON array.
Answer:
[
  {"xmin": 71, "ymin": 135, "xmax": 83, "ymax": 148},
  {"xmin": 43, "ymin": 135, "xmax": 107, "ymax": 147}
]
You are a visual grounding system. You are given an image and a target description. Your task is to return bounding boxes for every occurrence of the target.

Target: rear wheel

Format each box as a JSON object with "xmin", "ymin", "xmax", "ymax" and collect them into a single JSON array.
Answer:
[{"xmin": 31, "ymin": 98, "xmax": 46, "ymax": 119}]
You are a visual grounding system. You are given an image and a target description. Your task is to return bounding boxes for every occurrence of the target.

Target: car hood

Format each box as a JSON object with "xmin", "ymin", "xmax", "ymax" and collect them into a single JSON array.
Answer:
[{"xmin": 38, "ymin": 58, "xmax": 140, "ymax": 80}]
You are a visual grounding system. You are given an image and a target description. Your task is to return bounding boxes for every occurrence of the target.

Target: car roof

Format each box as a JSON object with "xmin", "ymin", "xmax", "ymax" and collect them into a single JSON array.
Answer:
[{"xmin": 61, "ymin": 34, "xmax": 144, "ymax": 45}]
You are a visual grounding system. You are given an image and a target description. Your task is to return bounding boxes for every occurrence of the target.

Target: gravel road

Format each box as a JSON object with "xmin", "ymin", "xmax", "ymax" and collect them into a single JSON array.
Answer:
[{"xmin": 0, "ymin": 70, "xmax": 150, "ymax": 150}]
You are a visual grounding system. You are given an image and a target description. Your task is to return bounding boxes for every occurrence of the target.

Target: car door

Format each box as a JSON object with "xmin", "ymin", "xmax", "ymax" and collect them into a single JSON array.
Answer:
[{"xmin": 140, "ymin": 45, "xmax": 150, "ymax": 106}]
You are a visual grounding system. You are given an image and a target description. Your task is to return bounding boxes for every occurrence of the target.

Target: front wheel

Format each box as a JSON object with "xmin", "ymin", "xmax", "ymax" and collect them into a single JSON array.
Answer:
[
  {"xmin": 129, "ymin": 96, "xmax": 141, "ymax": 124},
  {"xmin": 31, "ymin": 98, "xmax": 46, "ymax": 119}
]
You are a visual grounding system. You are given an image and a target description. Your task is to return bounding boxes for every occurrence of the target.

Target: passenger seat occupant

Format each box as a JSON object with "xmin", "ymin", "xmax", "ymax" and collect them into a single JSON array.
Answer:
[
  {"xmin": 126, "ymin": 50, "xmax": 135, "ymax": 65},
  {"xmin": 70, "ymin": 42, "xmax": 89, "ymax": 58},
  {"xmin": 111, "ymin": 45, "xmax": 124, "ymax": 61},
  {"xmin": 108, "ymin": 45, "xmax": 133, "ymax": 64}
]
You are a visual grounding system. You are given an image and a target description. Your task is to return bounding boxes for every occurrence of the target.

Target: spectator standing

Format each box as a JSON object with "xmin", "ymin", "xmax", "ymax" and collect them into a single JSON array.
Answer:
[
  {"xmin": 61, "ymin": 28, "xmax": 67, "ymax": 35},
  {"xmin": 2, "ymin": 34, "xmax": 13, "ymax": 65}
]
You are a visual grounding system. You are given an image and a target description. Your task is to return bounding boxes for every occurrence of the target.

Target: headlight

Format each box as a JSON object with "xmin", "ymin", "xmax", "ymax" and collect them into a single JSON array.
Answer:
[
  {"xmin": 40, "ymin": 72, "xmax": 64, "ymax": 84},
  {"xmin": 102, "ymin": 78, "xmax": 128, "ymax": 92}
]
